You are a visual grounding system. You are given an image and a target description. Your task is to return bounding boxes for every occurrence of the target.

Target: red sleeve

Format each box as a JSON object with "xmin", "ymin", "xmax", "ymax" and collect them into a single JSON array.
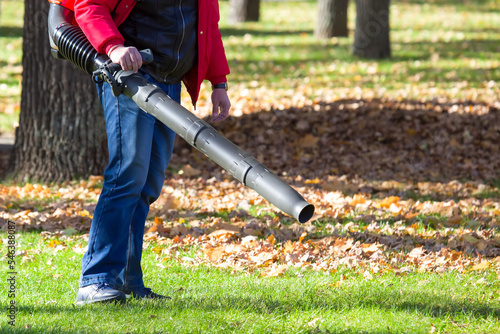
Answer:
[
  {"xmin": 74, "ymin": 0, "xmax": 124, "ymax": 55},
  {"xmin": 205, "ymin": 27, "xmax": 230, "ymax": 85},
  {"xmin": 205, "ymin": 1, "xmax": 230, "ymax": 85}
]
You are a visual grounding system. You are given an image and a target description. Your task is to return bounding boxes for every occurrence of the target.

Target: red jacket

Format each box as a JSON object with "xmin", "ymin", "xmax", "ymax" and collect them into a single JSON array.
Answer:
[{"xmin": 59, "ymin": 0, "xmax": 229, "ymax": 106}]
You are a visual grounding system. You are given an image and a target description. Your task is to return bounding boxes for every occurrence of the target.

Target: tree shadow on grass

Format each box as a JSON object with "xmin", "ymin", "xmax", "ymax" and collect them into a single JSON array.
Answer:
[
  {"xmin": 220, "ymin": 28, "xmax": 314, "ymax": 38},
  {"xmin": 404, "ymin": 0, "xmax": 500, "ymax": 11},
  {"xmin": 224, "ymin": 38, "xmax": 499, "ymax": 84},
  {"xmin": 396, "ymin": 39, "xmax": 500, "ymax": 59},
  {"xmin": 230, "ymin": 40, "xmax": 498, "ymax": 61},
  {"xmin": 176, "ymin": 292, "xmax": 500, "ymax": 321},
  {"xmin": 0, "ymin": 26, "xmax": 23, "ymax": 38},
  {"xmin": 0, "ymin": 326, "xmax": 91, "ymax": 334},
  {"xmin": 13, "ymin": 287, "xmax": 500, "ymax": 332}
]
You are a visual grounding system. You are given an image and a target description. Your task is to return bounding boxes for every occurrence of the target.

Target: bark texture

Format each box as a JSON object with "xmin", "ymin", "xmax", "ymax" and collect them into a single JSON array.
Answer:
[
  {"xmin": 8, "ymin": 0, "xmax": 108, "ymax": 182},
  {"xmin": 353, "ymin": 0, "xmax": 391, "ymax": 59},
  {"xmin": 315, "ymin": 0, "xmax": 349, "ymax": 39},
  {"xmin": 229, "ymin": 0, "xmax": 260, "ymax": 23}
]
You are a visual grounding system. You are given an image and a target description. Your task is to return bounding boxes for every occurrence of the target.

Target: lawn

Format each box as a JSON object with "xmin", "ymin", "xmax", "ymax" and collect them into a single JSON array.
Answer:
[
  {"xmin": 0, "ymin": 230, "xmax": 499, "ymax": 333},
  {"xmin": 1, "ymin": 175, "xmax": 500, "ymax": 333},
  {"xmin": 1, "ymin": 0, "xmax": 500, "ymax": 333}
]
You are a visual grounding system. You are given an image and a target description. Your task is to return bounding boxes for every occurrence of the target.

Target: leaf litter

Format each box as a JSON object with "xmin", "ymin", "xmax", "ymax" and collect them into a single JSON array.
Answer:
[{"xmin": 2, "ymin": 98, "xmax": 500, "ymax": 276}]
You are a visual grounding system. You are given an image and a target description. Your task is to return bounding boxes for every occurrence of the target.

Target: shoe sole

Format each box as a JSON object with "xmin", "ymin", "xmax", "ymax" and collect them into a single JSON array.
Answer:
[{"xmin": 76, "ymin": 295, "xmax": 126, "ymax": 306}]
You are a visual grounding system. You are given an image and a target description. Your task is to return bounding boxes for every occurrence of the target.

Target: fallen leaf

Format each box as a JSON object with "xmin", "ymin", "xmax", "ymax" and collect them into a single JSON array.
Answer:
[
  {"xmin": 444, "ymin": 215, "xmax": 462, "ymax": 227},
  {"xmin": 471, "ymin": 261, "xmax": 490, "ymax": 271},
  {"xmin": 204, "ymin": 246, "xmax": 225, "ymax": 262},
  {"xmin": 208, "ymin": 229, "xmax": 238, "ymax": 239},
  {"xmin": 307, "ymin": 317, "xmax": 320, "ymax": 328},
  {"xmin": 299, "ymin": 232, "xmax": 307, "ymax": 243},
  {"xmin": 298, "ymin": 134, "xmax": 319, "ymax": 148},
  {"xmin": 179, "ymin": 164, "xmax": 201, "ymax": 177},
  {"xmin": 379, "ymin": 196, "xmax": 400, "ymax": 209},
  {"xmin": 250, "ymin": 252, "xmax": 276, "ymax": 266},
  {"xmin": 261, "ymin": 264, "xmax": 288, "ymax": 277},
  {"xmin": 148, "ymin": 217, "xmax": 166, "ymax": 234},
  {"xmin": 463, "ymin": 234, "xmax": 479, "ymax": 245},
  {"xmin": 349, "ymin": 194, "xmax": 366, "ymax": 206},
  {"xmin": 408, "ymin": 247, "xmax": 425, "ymax": 260}
]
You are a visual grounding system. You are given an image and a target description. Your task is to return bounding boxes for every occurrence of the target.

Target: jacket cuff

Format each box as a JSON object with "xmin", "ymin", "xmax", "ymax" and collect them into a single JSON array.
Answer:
[
  {"xmin": 209, "ymin": 76, "xmax": 227, "ymax": 86},
  {"xmin": 103, "ymin": 38, "xmax": 125, "ymax": 55}
]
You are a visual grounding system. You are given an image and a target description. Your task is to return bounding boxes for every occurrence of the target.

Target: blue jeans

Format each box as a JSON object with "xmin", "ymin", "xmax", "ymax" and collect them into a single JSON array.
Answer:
[{"xmin": 80, "ymin": 73, "xmax": 180, "ymax": 290}]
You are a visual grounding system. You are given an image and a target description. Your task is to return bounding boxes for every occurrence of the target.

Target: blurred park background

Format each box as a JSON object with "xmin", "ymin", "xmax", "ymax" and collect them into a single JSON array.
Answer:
[
  {"xmin": 1, "ymin": 0, "xmax": 499, "ymax": 134},
  {"xmin": 1, "ymin": 1, "xmax": 500, "ymax": 333}
]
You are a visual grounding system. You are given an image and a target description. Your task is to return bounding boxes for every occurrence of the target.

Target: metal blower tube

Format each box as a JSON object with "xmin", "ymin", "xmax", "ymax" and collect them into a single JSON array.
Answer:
[
  {"xmin": 47, "ymin": 3, "xmax": 315, "ymax": 223},
  {"xmin": 116, "ymin": 72, "xmax": 315, "ymax": 223}
]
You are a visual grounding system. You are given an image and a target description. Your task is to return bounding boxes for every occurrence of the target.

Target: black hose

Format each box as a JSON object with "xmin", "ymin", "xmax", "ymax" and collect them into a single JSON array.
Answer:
[
  {"xmin": 48, "ymin": 3, "xmax": 107, "ymax": 73},
  {"xmin": 55, "ymin": 25, "xmax": 98, "ymax": 73}
]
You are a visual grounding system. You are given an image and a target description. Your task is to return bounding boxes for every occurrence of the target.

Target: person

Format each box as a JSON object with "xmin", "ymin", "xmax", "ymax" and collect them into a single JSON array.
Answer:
[{"xmin": 72, "ymin": 0, "xmax": 231, "ymax": 304}]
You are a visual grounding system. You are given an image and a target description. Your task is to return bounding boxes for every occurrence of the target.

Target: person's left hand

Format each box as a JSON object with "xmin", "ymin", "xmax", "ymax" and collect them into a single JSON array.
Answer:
[{"xmin": 211, "ymin": 89, "xmax": 231, "ymax": 122}]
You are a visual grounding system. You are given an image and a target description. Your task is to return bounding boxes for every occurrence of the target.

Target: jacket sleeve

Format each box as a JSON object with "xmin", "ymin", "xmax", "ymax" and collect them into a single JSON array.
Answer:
[
  {"xmin": 74, "ymin": 0, "xmax": 124, "ymax": 55},
  {"xmin": 205, "ymin": 2, "xmax": 230, "ymax": 85}
]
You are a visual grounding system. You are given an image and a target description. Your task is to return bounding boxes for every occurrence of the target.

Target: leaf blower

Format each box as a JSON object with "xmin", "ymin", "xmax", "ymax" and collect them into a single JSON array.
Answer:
[{"xmin": 47, "ymin": 1, "xmax": 315, "ymax": 223}]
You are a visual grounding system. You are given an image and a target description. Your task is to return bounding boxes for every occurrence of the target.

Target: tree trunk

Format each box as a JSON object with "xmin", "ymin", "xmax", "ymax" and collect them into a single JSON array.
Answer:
[
  {"xmin": 315, "ymin": 0, "xmax": 349, "ymax": 39},
  {"xmin": 7, "ymin": 0, "xmax": 108, "ymax": 182},
  {"xmin": 229, "ymin": 0, "xmax": 260, "ymax": 23},
  {"xmin": 353, "ymin": 0, "xmax": 391, "ymax": 59}
]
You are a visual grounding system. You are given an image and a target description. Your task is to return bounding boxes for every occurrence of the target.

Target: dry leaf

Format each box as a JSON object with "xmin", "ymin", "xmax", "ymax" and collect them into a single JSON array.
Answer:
[
  {"xmin": 471, "ymin": 261, "xmax": 490, "ymax": 271},
  {"xmin": 298, "ymin": 134, "xmax": 319, "ymax": 148},
  {"xmin": 444, "ymin": 215, "xmax": 462, "ymax": 227},
  {"xmin": 179, "ymin": 164, "xmax": 201, "ymax": 177},
  {"xmin": 379, "ymin": 196, "xmax": 400, "ymax": 209},
  {"xmin": 204, "ymin": 246, "xmax": 225, "ymax": 262},
  {"xmin": 361, "ymin": 243, "xmax": 379, "ymax": 255},
  {"xmin": 307, "ymin": 318, "xmax": 320, "ymax": 328},
  {"xmin": 250, "ymin": 252, "xmax": 277, "ymax": 266},
  {"xmin": 463, "ymin": 234, "xmax": 479, "ymax": 245},
  {"xmin": 349, "ymin": 194, "xmax": 366, "ymax": 206},
  {"xmin": 477, "ymin": 240, "xmax": 488, "ymax": 252},
  {"xmin": 241, "ymin": 235, "xmax": 258, "ymax": 246},
  {"xmin": 148, "ymin": 217, "xmax": 166, "ymax": 234},
  {"xmin": 261, "ymin": 264, "xmax": 288, "ymax": 277},
  {"xmin": 208, "ymin": 229, "xmax": 238, "ymax": 239},
  {"xmin": 284, "ymin": 240, "xmax": 295, "ymax": 253},
  {"xmin": 408, "ymin": 247, "xmax": 425, "ymax": 259},
  {"xmin": 299, "ymin": 232, "xmax": 307, "ymax": 243}
]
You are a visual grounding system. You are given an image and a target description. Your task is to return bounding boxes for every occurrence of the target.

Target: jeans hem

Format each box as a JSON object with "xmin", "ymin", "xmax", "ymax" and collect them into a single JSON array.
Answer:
[{"xmin": 79, "ymin": 276, "xmax": 116, "ymax": 288}]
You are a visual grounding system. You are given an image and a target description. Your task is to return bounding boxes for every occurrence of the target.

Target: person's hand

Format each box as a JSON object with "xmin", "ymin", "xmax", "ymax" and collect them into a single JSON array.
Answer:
[
  {"xmin": 211, "ymin": 88, "xmax": 231, "ymax": 122},
  {"xmin": 108, "ymin": 45, "xmax": 142, "ymax": 73}
]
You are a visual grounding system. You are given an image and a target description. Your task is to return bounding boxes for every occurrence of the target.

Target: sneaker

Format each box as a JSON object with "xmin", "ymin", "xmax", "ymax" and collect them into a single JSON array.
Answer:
[
  {"xmin": 76, "ymin": 283, "xmax": 126, "ymax": 305},
  {"xmin": 123, "ymin": 287, "xmax": 171, "ymax": 300}
]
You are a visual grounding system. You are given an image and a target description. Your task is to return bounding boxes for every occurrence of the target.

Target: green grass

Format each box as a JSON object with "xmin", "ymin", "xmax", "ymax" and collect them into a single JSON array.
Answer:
[{"xmin": 0, "ymin": 232, "xmax": 499, "ymax": 333}]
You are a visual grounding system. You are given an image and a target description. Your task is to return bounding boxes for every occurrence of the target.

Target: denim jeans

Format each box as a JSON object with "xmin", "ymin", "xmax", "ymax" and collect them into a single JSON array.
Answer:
[{"xmin": 80, "ymin": 72, "xmax": 180, "ymax": 290}]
